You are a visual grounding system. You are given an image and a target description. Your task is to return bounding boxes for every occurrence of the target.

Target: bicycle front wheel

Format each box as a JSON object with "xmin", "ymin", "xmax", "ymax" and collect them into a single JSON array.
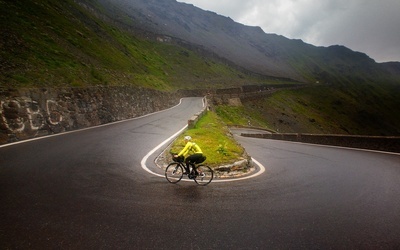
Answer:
[
  {"xmin": 194, "ymin": 165, "xmax": 213, "ymax": 186},
  {"xmin": 165, "ymin": 162, "xmax": 184, "ymax": 184}
]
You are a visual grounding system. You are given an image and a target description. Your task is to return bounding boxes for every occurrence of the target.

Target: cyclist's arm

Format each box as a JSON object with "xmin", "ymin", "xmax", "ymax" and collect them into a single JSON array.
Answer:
[
  {"xmin": 177, "ymin": 142, "xmax": 191, "ymax": 157},
  {"xmin": 193, "ymin": 143, "xmax": 203, "ymax": 154}
]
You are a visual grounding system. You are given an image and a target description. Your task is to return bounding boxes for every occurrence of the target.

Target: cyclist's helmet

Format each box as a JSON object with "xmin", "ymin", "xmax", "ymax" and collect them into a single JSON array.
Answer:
[{"xmin": 184, "ymin": 136, "xmax": 192, "ymax": 141}]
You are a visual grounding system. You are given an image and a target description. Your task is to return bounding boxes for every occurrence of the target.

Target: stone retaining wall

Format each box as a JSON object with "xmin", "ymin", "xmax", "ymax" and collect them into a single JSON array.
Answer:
[{"xmin": 0, "ymin": 86, "xmax": 180, "ymax": 144}]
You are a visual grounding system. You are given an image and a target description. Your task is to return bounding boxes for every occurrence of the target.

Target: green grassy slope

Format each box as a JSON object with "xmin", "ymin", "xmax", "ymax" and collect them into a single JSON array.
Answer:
[
  {"xmin": 217, "ymin": 82, "xmax": 400, "ymax": 136},
  {"xmin": 0, "ymin": 0, "xmax": 268, "ymax": 89},
  {"xmin": 170, "ymin": 111, "xmax": 245, "ymax": 166}
]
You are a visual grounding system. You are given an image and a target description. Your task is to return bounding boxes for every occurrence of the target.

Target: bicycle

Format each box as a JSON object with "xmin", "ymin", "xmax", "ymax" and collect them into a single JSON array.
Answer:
[{"xmin": 165, "ymin": 155, "xmax": 213, "ymax": 186}]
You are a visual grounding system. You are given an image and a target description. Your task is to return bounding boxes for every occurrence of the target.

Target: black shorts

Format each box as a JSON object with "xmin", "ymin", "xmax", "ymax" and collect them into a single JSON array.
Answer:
[{"xmin": 185, "ymin": 153, "xmax": 206, "ymax": 164}]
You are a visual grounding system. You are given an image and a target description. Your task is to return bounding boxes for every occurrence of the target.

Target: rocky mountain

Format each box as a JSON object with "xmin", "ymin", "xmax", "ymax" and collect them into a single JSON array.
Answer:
[{"xmin": 82, "ymin": 0, "xmax": 400, "ymax": 84}]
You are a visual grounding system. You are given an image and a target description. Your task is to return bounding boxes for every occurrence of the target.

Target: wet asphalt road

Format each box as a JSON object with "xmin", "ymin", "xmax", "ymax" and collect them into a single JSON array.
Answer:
[{"xmin": 1, "ymin": 97, "xmax": 400, "ymax": 249}]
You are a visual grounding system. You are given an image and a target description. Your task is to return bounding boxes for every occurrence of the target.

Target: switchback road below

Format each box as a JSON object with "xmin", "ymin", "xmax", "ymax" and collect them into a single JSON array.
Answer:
[{"xmin": 1, "ymin": 97, "xmax": 400, "ymax": 249}]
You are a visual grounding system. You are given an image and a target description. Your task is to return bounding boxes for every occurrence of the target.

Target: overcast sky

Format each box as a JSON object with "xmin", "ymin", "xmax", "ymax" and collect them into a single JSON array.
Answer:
[{"xmin": 178, "ymin": 0, "xmax": 400, "ymax": 63}]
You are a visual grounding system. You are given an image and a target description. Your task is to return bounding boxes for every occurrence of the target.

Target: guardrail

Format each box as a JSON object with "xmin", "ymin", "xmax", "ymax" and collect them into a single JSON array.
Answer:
[{"xmin": 241, "ymin": 133, "xmax": 400, "ymax": 154}]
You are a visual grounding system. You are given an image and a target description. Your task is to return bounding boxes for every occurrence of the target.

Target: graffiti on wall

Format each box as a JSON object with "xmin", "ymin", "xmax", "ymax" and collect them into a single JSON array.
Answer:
[
  {"xmin": 0, "ymin": 87, "xmax": 179, "ymax": 144},
  {"xmin": 0, "ymin": 98, "xmax": 63, "ymax": 136}
]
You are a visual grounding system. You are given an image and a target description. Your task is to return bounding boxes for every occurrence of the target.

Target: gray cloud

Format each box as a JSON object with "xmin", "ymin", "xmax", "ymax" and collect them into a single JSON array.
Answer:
[{"xmin": 178, "ymin": 0, "xmax": 400, "ymax": 62}]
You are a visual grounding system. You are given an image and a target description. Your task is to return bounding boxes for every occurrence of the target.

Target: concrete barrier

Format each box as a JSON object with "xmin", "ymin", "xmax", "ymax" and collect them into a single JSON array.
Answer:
[
  {"xmin": 241, "ymin": 133, "xmax": 400, "ymax": 153},
  {"xmin": 188, "ymin": 98, "xmax": 208, "ymax": 129}
]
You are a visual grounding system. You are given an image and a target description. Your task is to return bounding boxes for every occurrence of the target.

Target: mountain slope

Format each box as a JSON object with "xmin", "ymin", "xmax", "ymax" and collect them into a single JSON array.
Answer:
[
  {"xmin": 1, "ymin": 0, "xmax": 400, "ymax": 135},
  {"xmin": 2, "ymin": 0, "xmax": 400, "ymax": 88},
  {"xmin": 0, "ymin": 0, "xmax": 273, "ymax": 89},
  {"xmin": 86, "ymin": 0, "xmax": 306, "ymax": 80},
  {"xmin": 88, "ymin": 0, "xmax": 400, "ymax": 85}
]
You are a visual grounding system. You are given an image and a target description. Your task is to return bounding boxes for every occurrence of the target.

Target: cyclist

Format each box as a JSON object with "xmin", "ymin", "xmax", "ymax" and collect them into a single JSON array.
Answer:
[{"xmin": 174, "ymin": 136, "xmax": 205, "ymax": 175}]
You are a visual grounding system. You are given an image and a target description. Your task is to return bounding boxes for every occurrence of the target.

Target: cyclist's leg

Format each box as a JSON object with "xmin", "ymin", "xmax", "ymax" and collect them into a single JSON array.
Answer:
[
  {"xmin": 185, "ymin": 155, "xmax": 194, "ymax": 174},
  {"xmin": 184, "ymin": 157, "xmax": 192, "ymax": 174},
  {"xmin": 192, "ymin": 163, "xmax": 199, "ymax": 175},
  {"xmin": 188, "ymin": 154, "xmax": 203, "ymax": 174}
]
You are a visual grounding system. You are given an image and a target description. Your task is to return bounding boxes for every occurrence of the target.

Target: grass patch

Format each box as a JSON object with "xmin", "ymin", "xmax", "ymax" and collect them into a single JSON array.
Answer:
[
  {"xmin": 215, "ymin": 105, "xmax": 271, "ymax": 129},
  {"xmin": 169, "ymin": 111, "xmax": 245, "ymax": 166},
  {"xmin": 238, "ymin": 83, "xmax": 400, "ymax": 135}
]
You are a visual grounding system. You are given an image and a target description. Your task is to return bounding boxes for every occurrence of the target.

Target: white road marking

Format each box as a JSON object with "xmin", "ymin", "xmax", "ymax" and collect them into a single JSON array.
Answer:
[
  {"xmin": 141, "ymin": 129, "xmax": 267, "ymax": 182},
  {"xmin": 140, "ymin": 125, "xmax": 188, "ymax": 178}
]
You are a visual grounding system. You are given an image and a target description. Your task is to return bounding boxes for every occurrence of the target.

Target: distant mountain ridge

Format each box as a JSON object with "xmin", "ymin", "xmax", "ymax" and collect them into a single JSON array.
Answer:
[{"xmin": 84, "ymin": 0, "xmax": 400, "ymax": 84}]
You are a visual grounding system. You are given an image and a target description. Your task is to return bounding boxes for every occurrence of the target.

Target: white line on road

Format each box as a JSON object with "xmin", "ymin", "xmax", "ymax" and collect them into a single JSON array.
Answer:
[
  {"xmin": 140, "ymin": 125, "xmax": 188, "ymax": 178},
  {"xmin": 141, "ymin": 130, "xmax": 266, "ymax": 182}
]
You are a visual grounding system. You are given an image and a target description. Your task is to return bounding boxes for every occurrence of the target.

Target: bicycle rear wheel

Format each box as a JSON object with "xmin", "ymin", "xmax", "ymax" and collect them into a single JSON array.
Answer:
[
  {"xmin": 194, "ymin": 165, "xmax": 213, "ymax": 186},
  {"xmin": 165, "ymin": 162, "xmax": 184, "ymax": 184}
]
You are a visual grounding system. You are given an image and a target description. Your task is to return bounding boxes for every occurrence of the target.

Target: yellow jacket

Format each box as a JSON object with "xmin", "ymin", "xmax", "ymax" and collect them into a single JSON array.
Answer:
[{"xmin": 178, "ymin": 141, "xmax": 203, "ymax": 157}]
